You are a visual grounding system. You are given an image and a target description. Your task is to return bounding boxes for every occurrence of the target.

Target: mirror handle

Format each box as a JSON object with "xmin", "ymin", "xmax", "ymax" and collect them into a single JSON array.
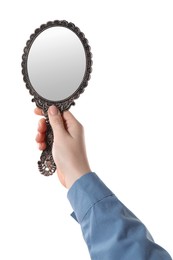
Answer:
[{"xmin": 38, "ymin": 116, "xmax": 56, "ymax": 176}]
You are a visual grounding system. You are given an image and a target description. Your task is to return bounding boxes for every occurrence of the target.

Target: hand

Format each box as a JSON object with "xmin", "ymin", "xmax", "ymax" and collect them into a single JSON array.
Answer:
[{"xmin": 35, "ymin": 106, "xmax": 91, "ymax": 189}]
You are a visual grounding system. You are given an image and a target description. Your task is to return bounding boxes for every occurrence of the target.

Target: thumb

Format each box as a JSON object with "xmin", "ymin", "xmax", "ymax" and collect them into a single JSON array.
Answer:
[{"xmin": 48, "ymin": 105, "xmax": 65, "ymax": 136}]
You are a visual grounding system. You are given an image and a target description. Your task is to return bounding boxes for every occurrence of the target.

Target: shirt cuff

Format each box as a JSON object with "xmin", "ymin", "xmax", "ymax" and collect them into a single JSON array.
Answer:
[{"xmin": 67, "ymin": 172, "xmax": 115, "ymax": 223}]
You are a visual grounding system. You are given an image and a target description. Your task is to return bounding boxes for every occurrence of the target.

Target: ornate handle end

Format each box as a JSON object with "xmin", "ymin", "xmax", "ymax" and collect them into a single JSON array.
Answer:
[{"xmin": 38, "ymin": 151, "xmax": 56, "ymax": 176}]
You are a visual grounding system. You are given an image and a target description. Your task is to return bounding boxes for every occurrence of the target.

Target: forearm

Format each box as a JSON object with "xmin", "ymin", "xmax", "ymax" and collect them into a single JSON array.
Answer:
[{"xmin": 68, "ymin": 173, "xmax": 172, "ymax": 260}]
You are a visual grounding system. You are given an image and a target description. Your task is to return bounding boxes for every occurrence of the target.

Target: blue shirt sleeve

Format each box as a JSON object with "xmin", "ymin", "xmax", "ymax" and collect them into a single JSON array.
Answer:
[{"xmin": 67, "ymin": 172, "xmax": 172, "ymax": 260}]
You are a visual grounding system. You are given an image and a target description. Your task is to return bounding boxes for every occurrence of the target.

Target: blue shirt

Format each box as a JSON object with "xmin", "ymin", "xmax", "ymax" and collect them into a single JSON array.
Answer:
[{"xmin": 68, "ymin": 173, "xmax": 172, "ymax": 260}]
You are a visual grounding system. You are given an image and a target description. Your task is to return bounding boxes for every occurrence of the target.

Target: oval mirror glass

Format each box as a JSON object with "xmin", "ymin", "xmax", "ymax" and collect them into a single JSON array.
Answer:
[{"xmin": 27, "ymin": 26, "xmax": 86, "ymax": 101}]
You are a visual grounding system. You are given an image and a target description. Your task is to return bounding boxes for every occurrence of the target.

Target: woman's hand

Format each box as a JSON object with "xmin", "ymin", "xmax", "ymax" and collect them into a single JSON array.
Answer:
[{"xmin": 35, "ymin": 106, "xmax": 91, "ymax": 189}]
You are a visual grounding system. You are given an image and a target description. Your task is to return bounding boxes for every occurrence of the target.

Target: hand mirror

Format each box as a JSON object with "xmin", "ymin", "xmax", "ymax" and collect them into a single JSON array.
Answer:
[{"xmin": 21, "ymin": 20, "xmax": 92, "ymax": 176}]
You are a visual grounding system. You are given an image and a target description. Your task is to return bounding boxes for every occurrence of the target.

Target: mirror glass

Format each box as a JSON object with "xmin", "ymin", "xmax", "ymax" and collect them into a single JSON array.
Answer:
[{"xmin": 27, "ymin": 27, "xmax": 86, "ymax": 101}]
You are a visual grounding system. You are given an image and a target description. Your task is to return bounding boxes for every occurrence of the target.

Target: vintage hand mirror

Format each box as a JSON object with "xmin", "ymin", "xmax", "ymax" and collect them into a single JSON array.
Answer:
[{"xmin": 21, "ymin": 20, "xmax": 92, "ymax": 176}]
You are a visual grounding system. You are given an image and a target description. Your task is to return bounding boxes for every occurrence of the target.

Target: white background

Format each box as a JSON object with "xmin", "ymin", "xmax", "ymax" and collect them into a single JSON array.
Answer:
[{"xmin": 0, "ymin": 0, "xmax": 173, "ymax": 259}]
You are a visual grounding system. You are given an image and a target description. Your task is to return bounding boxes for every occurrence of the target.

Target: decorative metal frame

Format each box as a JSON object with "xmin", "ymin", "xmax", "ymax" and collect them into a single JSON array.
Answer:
[
  {"xmin": 22, "ymin": 20, "xmax": 92, "ymax": 112},
  {"xmin": 21, "ymin": 20, "xmax": 92, "ymax": 176}
]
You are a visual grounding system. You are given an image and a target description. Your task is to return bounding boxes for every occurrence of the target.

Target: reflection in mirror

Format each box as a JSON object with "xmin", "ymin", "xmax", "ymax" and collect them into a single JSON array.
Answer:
[{"xmin": 22, "ymin": 20, "xmax": 92, "ymax": 176}]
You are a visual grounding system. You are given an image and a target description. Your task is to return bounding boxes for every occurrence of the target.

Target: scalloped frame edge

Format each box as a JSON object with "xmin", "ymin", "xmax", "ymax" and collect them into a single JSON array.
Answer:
[{"xmin": 21, "ymin": 20, "xmax": 93, "ymax": 113}]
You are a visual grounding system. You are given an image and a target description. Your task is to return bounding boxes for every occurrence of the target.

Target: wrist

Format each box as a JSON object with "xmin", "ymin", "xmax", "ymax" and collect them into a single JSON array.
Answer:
[{"xmin": 65, "ymin": 168, "xmax": 92, "ymax": 189}]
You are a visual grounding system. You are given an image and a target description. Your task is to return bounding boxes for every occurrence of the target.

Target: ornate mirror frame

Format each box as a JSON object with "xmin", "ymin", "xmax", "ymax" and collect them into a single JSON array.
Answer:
[{"xmin": 21, "ymin": 20, "xmax": 92, "ymax": 112}]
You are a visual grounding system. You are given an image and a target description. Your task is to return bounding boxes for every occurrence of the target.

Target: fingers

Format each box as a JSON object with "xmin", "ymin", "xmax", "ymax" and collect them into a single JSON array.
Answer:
[
  {"xmin": 36, "ymin": 132, "xmax": 46, "ymax": 150},
  {"xmin": 34, "ymin": 107, "xmax": 43, "ymax": 116},
  {"xmin": 48, "ymin": 105, "xmax": 65, "ymax": 136},
  {"xmin": 38, "ymin": 118, "xmax": 47, "ymax": 133},
  {"xmin": 34, "ymin": 107, "xmax": 47, "ymax": 151},
  {"xmin": 35, "ymin": 106, "xmax": 79, "ymax": 132},
  {"xmin": 38, "ymin": 142, "xmax": 46, "ymax": 151},
  {"xmin": 36, "ymin": 118, "xmax": 47, "ymax": 150},
  {"xmin": 36, "ymin": 132, "xmax": 45, "ymax": 143}
]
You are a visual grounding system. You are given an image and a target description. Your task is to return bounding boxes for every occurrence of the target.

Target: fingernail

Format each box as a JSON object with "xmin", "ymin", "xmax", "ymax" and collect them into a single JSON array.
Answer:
[{"xmin": 49, "ymin": 105, "xmax": 58, "ymax": 115}]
